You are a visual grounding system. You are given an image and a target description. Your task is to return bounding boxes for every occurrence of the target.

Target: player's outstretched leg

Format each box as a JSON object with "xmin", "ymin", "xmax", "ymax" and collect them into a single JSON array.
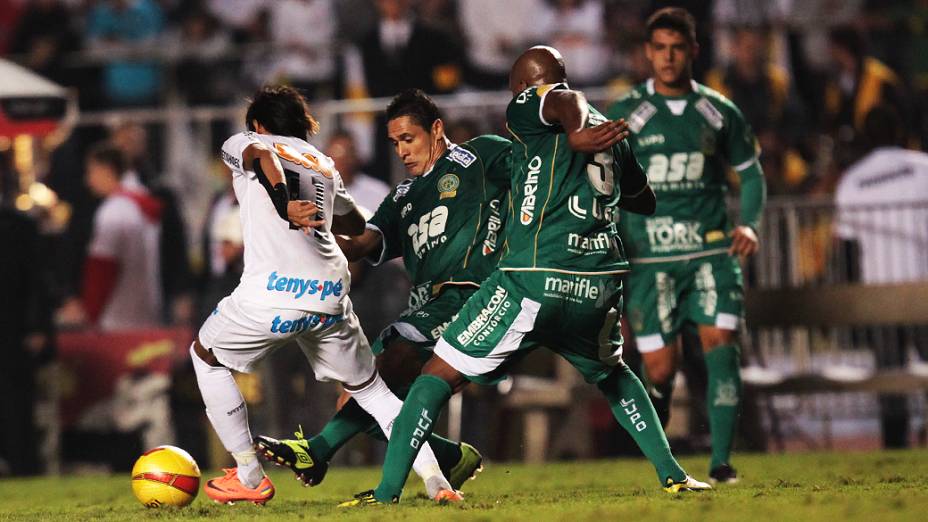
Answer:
[
  {"xmin": 256, "ymin": 340, "xmax": 478, "ymax": 489},
  {"xmin": 255, "ymin": 398, "xmax": 481, "ymax": 489},
  {"xmin": 596, "ymin": 363, "xmax": 711, "ymax": 493},
  {"xmin": 190, "ymin": 343, "xmax": 275, "ymax": 504},
  {"xmin": 704, "ymin": 342, "xmax": 742, "ymax": 484},
  {"xmin": 346, "ymin": 371, "xmax": 460, "ymax": 502}
]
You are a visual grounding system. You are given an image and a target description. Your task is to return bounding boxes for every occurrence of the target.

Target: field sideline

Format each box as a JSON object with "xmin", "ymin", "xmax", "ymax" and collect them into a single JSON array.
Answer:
[{"xmin": 1, "ymin": 450, "xmax": 927, "ymax": 521}]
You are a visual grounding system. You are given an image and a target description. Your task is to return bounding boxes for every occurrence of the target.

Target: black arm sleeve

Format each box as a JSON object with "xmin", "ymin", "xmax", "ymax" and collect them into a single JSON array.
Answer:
[{"xmin": 252, "ymin": 158, "xmax": 290, "ymax": 222}]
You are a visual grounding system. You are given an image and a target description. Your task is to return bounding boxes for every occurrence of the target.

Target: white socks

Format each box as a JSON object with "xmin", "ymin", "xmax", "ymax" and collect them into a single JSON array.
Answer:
[
  {"xmin": 190, "ymin": 345, "xmax": 264, "ymax": 488},
  {"xmin": 349, "ymin": 373, "xmax": 451, "ymax": 495}
]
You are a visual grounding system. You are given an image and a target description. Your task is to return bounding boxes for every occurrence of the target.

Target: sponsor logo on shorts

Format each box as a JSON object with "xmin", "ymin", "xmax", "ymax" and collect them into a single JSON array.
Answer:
[
  {"xmin": 566, "ymin": 231, "xmax": 613, "ymax": 254},
  {"xmin": 543, "ymin": 276, "xmax": 601, "ymax": 302},
  {"xmin": 456, "ymin": 286, "xmax": 512, "ymax": 346},
  {"xmin": 266, "ymin": 271, "xmax": 343, "ymax": 301},
  {"xmin": 520, "ymin": 156, "xmax": 542, "ymax": 225},
  {"xmin": 483, "ymin": 199, "xmax": 502, "ymax": 255},
  {"xmin": 270, "ymin": 313, "xmax": 342, "ymax": 334},
  {"xmin": 645, "ymin": 217, "xmax": 703, "ymax": 253},
  {"xmin": 430, "ymin": 315, "xmax": 457, "ymax": 340}
]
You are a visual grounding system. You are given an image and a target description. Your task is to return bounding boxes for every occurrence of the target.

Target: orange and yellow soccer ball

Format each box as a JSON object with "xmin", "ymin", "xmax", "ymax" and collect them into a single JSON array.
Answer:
[{"xmin": 130, "ymin": 445, "xmax": 201, "ymax": 508}]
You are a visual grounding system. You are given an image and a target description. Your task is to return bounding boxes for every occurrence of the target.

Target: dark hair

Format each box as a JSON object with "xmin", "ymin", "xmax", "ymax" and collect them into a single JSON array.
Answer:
[
  {"xmin": 385, "ymin": 89, "xmax": 443, "ymax": 131},
  {"xmin": 828, "ymin": 25, "xmax": 867, "ymax": 59},
  {"xmin": 245, "ymin": 85, "xmax": 320, "ymax": 139},
  {"xmin": 87, "ymin": 142, "xmax": 127, "ymax": 178},
  {"xmin": 863, "ymin": 104, "xmax": 905, "ymax": 148},
  {"xmin": 646, "ymin": 7, "xmax": 697, "ymax": 45}
]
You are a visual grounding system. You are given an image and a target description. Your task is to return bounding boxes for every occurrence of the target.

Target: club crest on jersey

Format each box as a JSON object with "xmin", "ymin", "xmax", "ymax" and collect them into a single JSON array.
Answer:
[
  {"xmin": 695, "ymin": 98, "xmax": 724, "ymax": 131},
  {"xmin": 437, "ymin": 173, "xmax": 460, "ymax": 199},
  {"xmin": 449, "ymin": 147, "xmax": 476, "ymax": 168},
  {"xmin": 520, "ymin": 156, "xmax": 542, "ymax": 225},
  {"xmin": 628, "ymin": 101, "xmax": 657, "ymax": 133}
]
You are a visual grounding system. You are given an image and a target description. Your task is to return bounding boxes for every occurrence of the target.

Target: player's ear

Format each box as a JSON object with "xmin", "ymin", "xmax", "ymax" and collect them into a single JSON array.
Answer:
[{"xmin": 432, "ymin": 119, "xmax": 445, "ymax": 142}]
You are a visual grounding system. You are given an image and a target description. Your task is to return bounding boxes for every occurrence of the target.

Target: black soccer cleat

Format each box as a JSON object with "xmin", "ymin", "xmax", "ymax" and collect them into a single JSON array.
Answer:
[
  {"xmin": 709, "ymin": 464, "xmax": 739, "ymax": 484},
  {"xmin": 254, "ymin": 425, "xmax": 328, "ymax": 487}
]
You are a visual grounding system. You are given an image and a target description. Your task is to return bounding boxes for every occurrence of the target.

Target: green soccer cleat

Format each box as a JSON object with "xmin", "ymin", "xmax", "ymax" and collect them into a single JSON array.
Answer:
[
  {"xmin": 254, "ymin": 425, "xmax": 328, "ymax": 487},
  {"xmin": 338, "ymin": 490, "xmax": 393, "ymax": 507},
  {"xmin": 448, "ymin": 442, "xmax": 484, "ymax": 490},
  {"xmin": 663, "ymin": 475, "xmax": 713, "ymax": 493}
]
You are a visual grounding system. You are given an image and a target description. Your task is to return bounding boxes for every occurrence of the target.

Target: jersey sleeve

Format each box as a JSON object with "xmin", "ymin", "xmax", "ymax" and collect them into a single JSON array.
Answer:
[
  {"xmin": 725, "ymin": 105, "xmax": 766, "ymax": 230},
  {"xmin": 617, "ymin": 140, "xmax": 648, "ymax": 197},
  {"xmin": 221, "ymin": 131, "xmax": 261, "ymax": 177},
  {"xmin": 507, "ymin": 83, "xmax": 568, "ymax": 136},
  {"xmin": 365, "ymin": 188, "xmax": 403, "ymax": 265},
  {"xmin": 332, "ymin": 171, "xmax": 359, "ymax": 216}
]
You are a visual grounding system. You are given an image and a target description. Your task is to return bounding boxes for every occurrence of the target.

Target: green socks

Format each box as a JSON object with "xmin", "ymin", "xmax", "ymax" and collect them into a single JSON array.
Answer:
[
  {"xmin": 598, "ymin": 364, "xmax": 686, "ymax": 484},
  {"xmin": 310, "ymin": 397, "xmax": 462, "ymax": 473},
  {"xmin": 374, "ymin": 374, "xmax": 453, "ymax": 502},
  {"xmin": 309, "ymin": 398, "xmax": 375, "ymax": 461},
  {"xmin": 705, "ymin": 344, "xmax": 741, "ymax": 469}
]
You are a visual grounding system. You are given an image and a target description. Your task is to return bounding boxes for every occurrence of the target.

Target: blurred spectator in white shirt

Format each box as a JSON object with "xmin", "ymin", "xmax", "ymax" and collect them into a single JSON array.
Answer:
[
  {"xmin": 458, "ymin": 0, "xmax": 541, "ymax": 89},
  {"xmin": 835, "ymin": 105, "xmax": 928, "ymax": 285},
  {"xmin": 533, "ymin": 0, "xmax": 607, "ymax": 86},
  {"xmin": 267, "ymin": 0, "xmax": 336, "ymax": 100}
]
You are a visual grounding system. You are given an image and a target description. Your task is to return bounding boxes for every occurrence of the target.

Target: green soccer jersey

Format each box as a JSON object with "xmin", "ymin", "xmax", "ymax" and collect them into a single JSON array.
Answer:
[
  {"xmin": 503, "ymin": 83, "xmax": 644, "ymax": 274},
  {"xmin": 607, "ymin": 79, "xmax": 762, "ymax": 262},
  {"xmin": 368, "ymin": 134, "xmax": 511, "ymax": 311}
]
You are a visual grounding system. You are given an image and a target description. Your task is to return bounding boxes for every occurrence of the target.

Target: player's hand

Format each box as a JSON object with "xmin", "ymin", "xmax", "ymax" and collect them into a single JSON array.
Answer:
[
  {"xmin": 567, "ymin": 119, "xmax": 630, "ymax": 153},
  {"xmin": 287, "ymin": 200, "xmax": 324, "ymax": 233},
  {"xmin": 729, "ymin": 226, "xmax": 759, "ymax": 258}
]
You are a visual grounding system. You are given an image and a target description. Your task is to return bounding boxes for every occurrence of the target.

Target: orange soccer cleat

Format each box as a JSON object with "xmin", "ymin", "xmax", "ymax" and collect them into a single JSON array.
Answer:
[
  {"xmin": 203, "ymin": 468, "xmax": 275, "ymax": 505},
  {"xmin": 433, "ymin": 488, "xmax": 464, "ymax": 504}
]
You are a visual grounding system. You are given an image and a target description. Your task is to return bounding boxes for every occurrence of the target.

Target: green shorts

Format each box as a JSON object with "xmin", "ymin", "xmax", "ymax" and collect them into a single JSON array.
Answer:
[
  {"xmin": 434, "ymin": 270, "xmax": 626, "ymax": 385},
  {"xmin": 625, "ymin": 253, "xmax": 744, "ymax": 353},
  {"xmin": 371, "ymin": 285, "xmax": 477, "ymax": 357}
]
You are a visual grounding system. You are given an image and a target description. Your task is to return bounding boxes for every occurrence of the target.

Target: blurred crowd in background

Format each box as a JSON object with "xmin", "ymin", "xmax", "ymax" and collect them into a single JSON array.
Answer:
[{"xmin": 2, "ymin": 0, "xmax": 928, "ymax": 476}]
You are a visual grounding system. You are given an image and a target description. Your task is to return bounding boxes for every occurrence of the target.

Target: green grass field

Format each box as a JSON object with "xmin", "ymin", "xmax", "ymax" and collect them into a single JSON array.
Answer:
[{"xmin": 1, "ymin": 450, "xmax": 927, "ymax": 521}]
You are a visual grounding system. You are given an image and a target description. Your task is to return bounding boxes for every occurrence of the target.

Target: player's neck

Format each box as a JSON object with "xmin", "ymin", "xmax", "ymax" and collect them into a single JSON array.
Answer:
[
  {"xmin": 422, "ymin": 138, "xmax": 451, "ymax": 175},
  {"xmin": 652, "ymin": 77, "xmax": 693, "ymax": 97}
]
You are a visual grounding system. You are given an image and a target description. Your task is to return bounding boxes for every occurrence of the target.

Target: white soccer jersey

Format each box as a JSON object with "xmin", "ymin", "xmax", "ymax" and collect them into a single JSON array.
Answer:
[{"xmin": 221, "ymin": 131, "xmax": 357, "ymax": 314}]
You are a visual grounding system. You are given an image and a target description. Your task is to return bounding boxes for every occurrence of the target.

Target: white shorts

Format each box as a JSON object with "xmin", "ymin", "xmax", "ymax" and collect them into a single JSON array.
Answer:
[{"xmin": 197, "ymin": 294, "xmax": 375, "ymax": 386}]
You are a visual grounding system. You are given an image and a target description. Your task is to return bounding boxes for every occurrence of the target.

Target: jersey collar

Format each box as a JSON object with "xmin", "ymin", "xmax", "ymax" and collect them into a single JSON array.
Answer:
[{"xmin": 646, "ymin": 78, "xmax": 699, "ymax": 97}]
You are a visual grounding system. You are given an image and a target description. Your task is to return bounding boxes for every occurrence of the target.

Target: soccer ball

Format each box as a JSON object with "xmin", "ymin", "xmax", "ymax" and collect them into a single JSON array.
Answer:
[{"xmin": 130, "ymin": 445, "xmax": 201, "ymax": 508}]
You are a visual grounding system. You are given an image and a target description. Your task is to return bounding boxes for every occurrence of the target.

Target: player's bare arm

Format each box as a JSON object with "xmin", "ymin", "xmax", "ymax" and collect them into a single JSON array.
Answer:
[
  {"xmin": 332, "ymin": 207, "xmax": 366, "ymax": 236},
  {"xmin": 542, "ymin": 90, "xmax": 629, "ymax": 153},
  {"xmin": 334, "ymin": 228, "xmax": 383, "ymax": 262}
]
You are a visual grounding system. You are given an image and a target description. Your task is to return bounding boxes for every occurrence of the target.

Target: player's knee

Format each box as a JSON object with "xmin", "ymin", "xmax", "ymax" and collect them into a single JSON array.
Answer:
[
  {"xmin": 699, "ymin": 327, "xmax": 736, "ymax": 352},
  {"xmin": 645, "ymin": 357, "xmax": 676, "ymax": 386},
  {"xmin": 422, "ymin": 355, "xmax": 467, "ymax": 393},
  {"xmin": 376, "ymin": 340, "xmax": 424, "ymax": 388},
  {"xmin": 191, "ymin": 339, "xmax": 222, "ymax": 367}
]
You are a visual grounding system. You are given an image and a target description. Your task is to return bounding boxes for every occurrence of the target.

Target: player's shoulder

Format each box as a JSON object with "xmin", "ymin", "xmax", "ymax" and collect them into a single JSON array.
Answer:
[
  {"xmin": 694, "ymin": 82, "xmax": 744, "ymax": 118},
  {"xmin": 459, "ymin": 134, "xmax": 511, "ymax": 160},
  {"xmin": 608, "ymin": 82, "xmax": 649, "ymax": 111}
]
